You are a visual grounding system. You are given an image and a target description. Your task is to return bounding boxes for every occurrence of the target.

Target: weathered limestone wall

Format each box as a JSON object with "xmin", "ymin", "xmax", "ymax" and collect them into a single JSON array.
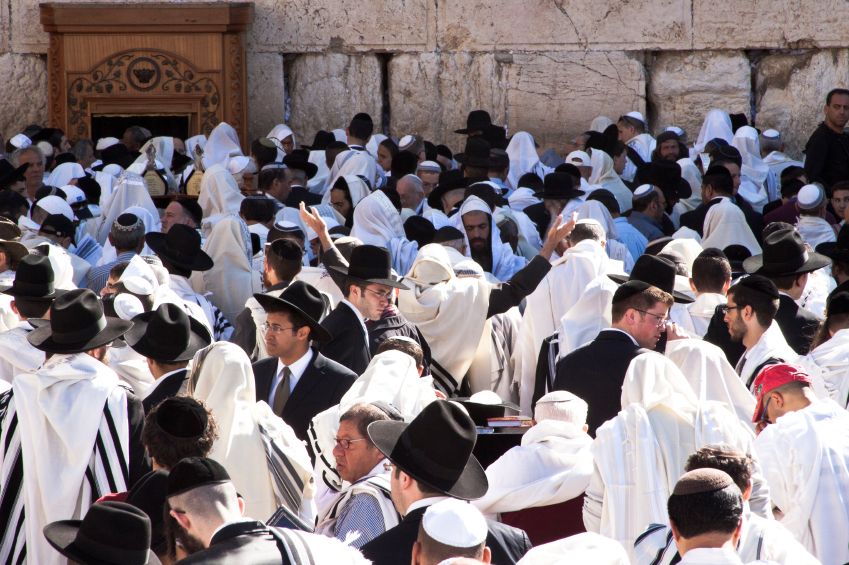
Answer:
[{"xmin": 4, "ymin": 0, "xmax": 849, "ymax": 159}]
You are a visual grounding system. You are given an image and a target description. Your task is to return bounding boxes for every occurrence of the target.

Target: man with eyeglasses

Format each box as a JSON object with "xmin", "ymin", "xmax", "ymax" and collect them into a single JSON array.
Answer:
[{"xmin": 316, "ymin": 403, "xmax": 401, "ymax": 548}]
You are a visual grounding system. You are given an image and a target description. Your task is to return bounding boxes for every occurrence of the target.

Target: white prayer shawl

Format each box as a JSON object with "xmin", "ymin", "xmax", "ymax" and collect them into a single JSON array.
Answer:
[
  {"xmin": 267, "ymin": 124, "xmax": 295, "ymax": 150},
  {"xmin": 45, "ymin": 162, "xmax": 85, "ymax": 188},
  {"xmin": 473, "ymin": 420, "xmax": 593, "ymax": 516},
  {"xmin": 763, "ymin": 151, "xmax": 804, "ymax": 181},
  {"xmin": 661, "ymin": 238, "xmax": 703, "ymax": 276},
  {"xmin": 575, "ymin": 202, "xmax": 635, "ymax": 272},
  {"xmin": 737, "ymin": 178, "xmax": 769, "ymax": 214},
  {"xmin": 398, "ymin": 244, "xmax": 492, "ymax": 387},
  {"xmin": 622, "ymin": 133, "xmax": 654, "ymax": 182},
  {"xmin": 672, "ymin": 158, "xmax": 705, "ymax": 222},
  {"xmin": 198, "ymin": 164, "xmax": 245, "ymax": 232},
  {"xmin": 202, "ymin": 122, "xmax": 243, "ymax": 170},
  {"xmin": 7, "ymin": 353, "xmax": 130, "ymax": 565},
  {"xmin": 185, "ymin": 134, "xmax": 206, "ymax": 156},
  {"xmin": 0, "ymin": 323, "xmax": 43, "ymax": 383},
  {"xmin": 703, "ymin": 197, "xmax": 762, "ymax": 255},
  {"xmin": 295, "ymin": 266, "xmax": 343, "ymax": 309},
  {"xmin": 754, "ymin": 399, "xmax": 849, "ymax": 564},
  {"xmin": 798, "ymin": 327, "xmax": 849, "ymax": 408},
  {"xmin": 798, "ymin": 266, "xmax": 834, "ymax": 319},
  {"xmin": 106, "ymin": 343, "xmax": 155, "ymax": 398},
  {"xmin": 679, "ymin": 547, "xmax": 743, "ymax": 564},
  {"xmin": 366, "ymin": 134, "xmax": 387, "ymax": 163},
  {"xmin": 677, "ymin": 292, "xmax": 726, "ymax": 337},
  {"xmin": 159, "ymin": 274, "xmax": 216, "ymax": 337},
  {"xmin": 452, "ymin": 196, "xmax": 528, "ymax": 281},
  {"xmin": 493, "ymin": 206, "xmax": 542, "ymax": 260},
  {"xmin": 517, "ymin": 532, "xmax": 629, "ymax": 565},
  {"xmin": 349, "ymin": 190, "xmax": 418, "ymax": 275},
  {"xmin": 307, "ymin": 149, "xmax": 331, "ymax": 194},
  {"xmin": 189, "ymin": 342, "xmax": 314, "ymax": 521},
  {"xmin": 506, "ymin": 132, "xmax": 553, "ymax": 190},
  {"xmin": 695, "ymin": 109, "xmax": 734, "ymax": 152},
  {"xmin": 96, "ymin": 204, "xmax": 160, "ymax": 267},
  {"xmin": 0, "ymin": 293, "xmax": 19, "ymax": 335},
  {"xmin": 589, "ymin": 150, "xmax": 633, "ymax": 213},
  {"xmin": 589, "ymin": 116, "xmax": 615, "ymax": 133},
  {"xmin": 665, "ymin": 339, "xmax": 757, "ymax": 430},
  {"xmin": 738, "ymin": 322, "xmax": 798, "ymax": 390},
  {"xmin": 33, "ymin": 241, "xmax": 81, "ymax": 289},
  {"xmin": 508, "ymin": 187, "xmax": 541, "ymax": 211},
  {"xmin": 324, "ymin": 151, "xmax": 378, "ymax": 196},
  {"xmin": 96, "ymin": 172, "xmax": 160, "ymax": 245},
  {"xmin": 795, "ymin": 216, "xmax": 836, "ymax": 250},
  {"xmin": 556, "ymin": 274, "xmax": 621, "ymax": 358},
  {"xmin": 732, "ymin": 127, "xmax": 770, "ymax": 184}
]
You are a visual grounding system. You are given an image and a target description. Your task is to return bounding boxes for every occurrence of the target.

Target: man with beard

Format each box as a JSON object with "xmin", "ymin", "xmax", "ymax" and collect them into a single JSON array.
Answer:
[{"xmin": 458, "ymin": 195, "xmax": 527, "ymax": 280}]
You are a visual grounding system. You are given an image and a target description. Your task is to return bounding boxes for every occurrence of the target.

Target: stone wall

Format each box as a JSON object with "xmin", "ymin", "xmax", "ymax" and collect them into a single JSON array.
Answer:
[{"xmin": 3, "ymin": 0, "xmax": 849, "ymax": 159}]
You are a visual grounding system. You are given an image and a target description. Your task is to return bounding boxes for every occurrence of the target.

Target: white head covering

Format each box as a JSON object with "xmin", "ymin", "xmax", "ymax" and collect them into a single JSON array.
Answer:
[
  {"xmin": 37, "ymin": 242, "xmax": 77, "ymax": 290},
  {"xmin": 9, "ymin": 133, "xmax": 32, "ymax": 149},
  {"xmin": 95, "ymin": 172, "xmax": 159, "ymax": 244},
  {"xmin": 133, "ymin": 136, "xmax": 175, "ymax": 172},
  {"xmin": 517, "ymin": 532, "xmax": 629, "ymax": 565},
  {"xmin": 185, "ymin": 135, "xmax": 207, "ymax": 156},
  {"xmin": 198, "ymin": 163, "xmax": 244, "ymax": 227},
  {"xmin": 332, "ymin": 174, "xmax": 371, "ymax": 210},
  {"xmin": 119, "ymin": 254, "xmax": 159, "ymax": 295},
  {"xmin": 202, "ymin": 122, "xmax": 243, "ymax": 170},
  {"xmin": 332, "ymin": 128, "xmax": 347, "ymax": 143},
  {"xmin": 95, "ymin": 137, "xmax": 120, "ymax": 151},
  {"xmin": 37, "ymin": 195, "xmax": 74, "ymax": 221},
  {"xmin": 323, "ymin": 151, "xmax": 377, "ymax": 199},
  {"xmin": 350, "ymin": 190, "xmax": 419, "ymax": 274},
  {"xmin": 588, "ymin": 150, "xmax": 630, "ymax": 213},
  {"xmin": 695, "ymin": 109, "xmax": 734, "ymax": 153},
  {"xmin": 46, "ymin": 162, "xmax": 85, "ymax": 188},
  {"xmin": 661, "ymin": 238, "xmax": 703, "ymax": 275},
  {"xmin": 622, "ymin": 350, "xmax": 700, "ymax": 413},
  {"xmin": 452, "ymin": 196, "xmax": 527, "ymax": 280},
  {"xmin": 506, "ymin": 132, "xmax": 543, "ymax": 190},
  {"xmin": 267, "ymin": 124, "xmax": 295, "ymax": 152},
  {"xmin": 702, "ymin": 198, "xmax": 761, "ymax": 255},
  {"xmin": 423, "ymin": 499, "xmax": 487, "ymax": 548},
  {"xmin": 576, "ymin": 201, "xmax": 616, "ymax": 240},
  {"xmin": 62, "ymin": 185, "xmax": 87, "ymax": 206},
  {"xmin": 366, "ymin": 134, "xmax": 388, "ymax": 162},
  {"xmin": 589, "ymin": 116, "xmax": 614, "ymax": 133},
  {"xmin": 732, "ymin": 126, "xmax": 770, "ymax": 185}
]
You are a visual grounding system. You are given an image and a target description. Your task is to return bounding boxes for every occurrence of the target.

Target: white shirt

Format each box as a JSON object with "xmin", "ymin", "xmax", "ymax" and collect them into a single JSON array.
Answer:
[
  {"xmin": 679, "ymin": 547, "xmax": 743, "ymax": 564},
  {"xmin": 269, "ymin": 348, "xmax": 313, "ymax": 404},
  {"xmin": 404, "ymin": 495, "xmax": 452, "ymax": 517}
]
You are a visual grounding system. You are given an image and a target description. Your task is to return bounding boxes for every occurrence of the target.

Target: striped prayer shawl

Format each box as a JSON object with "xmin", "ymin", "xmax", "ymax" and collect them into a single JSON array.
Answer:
[
  {"xmin": 257, "ymin": 421, "xmax": 308, "ymax": 515},
  {"xmin": 0, "ymin": 390, "xmax": 129, "ymax": 565}
]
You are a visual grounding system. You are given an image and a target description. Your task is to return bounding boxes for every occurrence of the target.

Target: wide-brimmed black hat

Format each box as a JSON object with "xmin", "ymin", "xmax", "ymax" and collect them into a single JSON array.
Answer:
[
  {"xmin": 283, "ymin": 149, "xmax": 318, "ymax": 179},
  {"xmin": 125, "ymin": 303, "xmax": 211, "ymax": 362},
  {"xmin": 0, "ymin": 237, "xmax": 28, "ymax": 265},
  {"xmin": 1, "ymin": 255, "xmax": 61, "ymax": 302},
  {"xmin": 427, "ymin": 169, "xmax": 469, "ymax": 210},
  {"xmin": 454, "ymin": 137, "xmax": 491, "ymax": 169},
  {"xmin": 302, "ymin": 130, "xmax": 335, "ymax": 151},
  {"xmin": 28, "ymin": 288, "xmax": 133, "ymax": 354},
  {"xmin": 126, "ymin": 470, "xmax": 169, "ymax": 556},
  {"xmin": 541, "ymin": 172, "xmax": 584, "ymax": 200},
  {"xmin": 483, "ymin": 124, "xmax": 508, "ymax": 150},
  {"xmin": 816, "ymin": 223, "xmax": 849, "ymax": 263},
  {"xmin": 328, "ymin": 245, "xmax": 409, "ymax": 289},
  {"xmin": 94, "ymin": 143, "xmax": 136, "ymax": 170},
  {"xmin": 722, "ymin": 244, "xmax": 751, "ymax": 277},
  {"xmin": 743, "ymin": 228, "xmax": 831, "ymax": 276},
  {"xmin": 44, "ymin": 501, "xmax": 153, "ymax": 565},
  {"xmin": 367, "ymin": 400, "xmax": 488, "ymax": 500},
  {"xmin": 609, "ymin": 254, "xmax": 694, "ymax": 303},
  {"xmin": 253, "ymin": 280, "xmax": 332, "ymax": 341},
  {"xmin": 644, "ymin": 160, "xmax": 692, "ymax": 200},
  {"xmin": 455, "ymin": 110, "xmax": 492, "ymax": 135},
  {"xmin": 0, "ymin": 159, "xmax": 29, "ymax": 188},
  {"xmin": 146, "ymin": 224, "xmax": 213, "ymax": 272}
]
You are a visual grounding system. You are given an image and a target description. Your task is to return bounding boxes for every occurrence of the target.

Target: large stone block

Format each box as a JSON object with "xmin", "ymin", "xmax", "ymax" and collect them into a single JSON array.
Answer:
[
  {"xmin": 249, "ymin": 0, "xmax": 431, "ymax": 53},
  {"xmin": 694, "ymin": 0, "xmax": 849, "ymax": 50},
  {"xmin": 247, "ymin": 51, "xmax": 286, "ymax": 142},
  {"xmin": 754, "ymin": 50, "xmax": 849, "ymax": 159},
  {"xmin": 287, "ymin": 53, "xmax": 383, "ymax": 145},
  {"xmin": 1, "ymin": 0, "xmax": 10, "ymax": 53},
  {"xmin": 648, "ymin": 51, "xmax": 751, "ymax": 142},
  {"xmin": 387, "ymin": 52, "xmax": 508, "ymax": 151},
  {"xmin": 436, "ymin": 0, "xmax": 691, "ymax": 52},
  {"xmin": 0, "ymin": 54, "xmax": 47, "ymax": 138}
]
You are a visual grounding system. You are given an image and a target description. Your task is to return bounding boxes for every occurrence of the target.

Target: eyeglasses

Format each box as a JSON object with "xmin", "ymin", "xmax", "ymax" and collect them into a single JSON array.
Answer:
[
  {"xmin": 362, "ymin": 287, "xmax": 393, "ymax": 302},
  {"xmin": 334, "ymin": 437, "xmax": 368, "ymax": 450},
  {"xmin": 261, "ymin": 322, "xmax": 298, "ymax": 335},
  {"xmin": 718, "ymin": 304, "xmax": 740, "ymax": 316},
  {"xmin": 759, "ymin": 396, "xmax": 772, "ymax": 424},
  {"xmin": 633, "ymin": 309, "xmax": 669, "ymax": 327}
]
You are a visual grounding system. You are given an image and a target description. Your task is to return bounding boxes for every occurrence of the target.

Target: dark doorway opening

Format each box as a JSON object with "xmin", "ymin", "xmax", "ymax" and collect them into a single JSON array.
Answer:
[{"xmin": 91, "ymin": 115, "xmax": 190, "ymax": 142}]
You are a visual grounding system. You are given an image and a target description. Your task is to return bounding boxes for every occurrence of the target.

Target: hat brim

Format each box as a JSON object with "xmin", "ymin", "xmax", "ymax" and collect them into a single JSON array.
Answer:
[
  {"xmin": 44, "ymin": 521, "xmax": 153, "ymax": 565},
  {"xmin": 540, "ymin": 189, "xmax": 585, "ymax": 200},
  {"xmin": 454, "ymin": 128, "xmax": 485, "ymax": 135},
  {"xmin": 742, "ymin": 252, "xmax": 832, "ymax": 277},
  {"xmin": 368, "ymin": 420, "xmax": 489, "ymax": 501},
  {"xmin": 453, "ymin": 153, "xmax": 490, "ymax": 169},
  {"xmin": 124, "ymin": 312, "xmax": 212, "ymax": 362},
  {"xmin": 1, "ymin": 286, "xmax": 66, "ymax": 302},
  {"xmin": 27, "ymin": 317, "xmax": 133, "ymax": 354},
  {"xmin": 608, "ymin": 273, "xmax": 694, "ymax": 304},
  {"xmin": 326, "ymin": 264, "xmax": 409, "ymax": 290},
  {"xmin": 815, "ymin": 241, "xmax": 849, "ymax": 263},
  {"xmin": 145, "ymin": 232, "xmax": 214, "ymax": 272},
  {"xmin": 287, "ymin": 162, "xmax": 318, "ymax": 180},
  {"xmin": 253, "ymin": 293, "xmax": 332, "ymax": 342},
  {"xmin": 0, "ymin": 162, "xmax": 29, "ymax": 187},
  {"xmin": 0, "ymin": 240, "xmax": 29, "ymax": 264}
]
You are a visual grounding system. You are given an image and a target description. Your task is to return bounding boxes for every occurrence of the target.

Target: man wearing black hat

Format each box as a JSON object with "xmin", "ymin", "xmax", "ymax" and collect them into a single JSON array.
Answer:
[
  {"xmin": 360, "ymin": 401, "xmax": 531, "ymax": 565},
  {"xmin": 282, "ymin": 149, "xmax": 321, "ymax": 208},
  {"xmin": 251, "ymin": 281, "xmax": 356, "ymax": 441},
  {"xmin": 679, "ymin": 163, "xmax": 763, "ymax": 240},
  {"xmin": 0, "ymin": 289, "xmax": 149, "ymax": 563},
  {"xmin": 455, "ymin": 109, "xmax": 493, "ymax": 138},
  {"xmin": 426, "ymin": 169, "xmax": 469, "ymax": 215}
]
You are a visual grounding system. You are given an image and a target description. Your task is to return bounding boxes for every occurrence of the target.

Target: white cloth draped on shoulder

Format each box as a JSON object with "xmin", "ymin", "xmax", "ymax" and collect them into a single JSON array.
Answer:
[
  {"xmin": 575, "ymin": 202, "xmax": 635, "ymax": 272},
  {"xmin": 324, "ymin": 151, "xmax": 378, "ymax": 196},
  {"xmin": 46, "ymin": 162, "xmax": 85, "ymax": 188},
  {"xmin": 452, "ymin": 196, "xmax": 527, "ymax": 280},
  {"xmin": 694, "ymin": 109, "xmax": 734, "ymax": 153},
  {"xmin": 349, "ymin": 189, "xmax": 419, "ymax": 275},
  {"xmin": 588, "ymin": 150, "xmax": 632, "ymax": 213},
  {"xmin": 702, "ymin": 197, "xmax": 762, "ymax": 255},
  {"xmin": 267, "ymin": 124, "xmax": 295, "ymax": 150},
  {"xmin": 795, "ymin": 216, "xmax": 837, "ymax": 250},
  {"xmin": 202, "ymin": 122, "xmax": 243, "ymax": 170},
  {"xmin": 556, "ymin": 273, "xmax": 621, "ymax": 358},
  {"xmin": 307, "ymin": 150, "xmax": 331, "ymax": 195},
  {"xmin": 508, "ymin": 187, "xmax": 542, "ymax": 211},
  {"xmin": 198, "ymin": 164, "xmax": 245, "ymax": 233},
  {"xmin": 797, "ymin": 327, "xmax": 849, "ymax": 408},
  {"xmin": 737, "ymin": 322, "xmax": 798, "ymax": 389},
  {"xmin": 493, "ymin": 206, "xmax": 543, "ymax": 259},
  {"xmin": 96, "ymin": 172, "xmax": 160, "ymax": 245},
  {"xmin": 506, "ymin": 132, "xmax": 553, "ymax": 190}
]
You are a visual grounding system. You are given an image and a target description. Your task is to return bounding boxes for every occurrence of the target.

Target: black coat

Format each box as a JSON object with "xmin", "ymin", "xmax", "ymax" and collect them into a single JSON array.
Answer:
[
  {"xmin": 252, "ymin": 349, "xmax": 356, "ymax": 442},
  {"xmin": 141, "ymin": 369, "xmax": 188, "ymax": 413},
  {"xmin": 284, "ymin": 185, "xmax": 322, "ymax": 208},
  {"xmin": 774, "ymin": 294, "xmax": 820, "ymax": 355},
  {"xmin": 552, "ymin": 329, "xmax": 643, "ymax": 436},
  {"xmin": 361, "ymin": 505, "xmax": 532, "ymax": 565},
  {"xmin": 367, "ymin": 313, "xmax": 432, "ymax": 373},
  {"xmin": 178, "ymin": 521, "xmax": 286, "ymax": 564},
  {"xmin": 318, "ymin": 302, "xmax": 371, "ymax": 376}
]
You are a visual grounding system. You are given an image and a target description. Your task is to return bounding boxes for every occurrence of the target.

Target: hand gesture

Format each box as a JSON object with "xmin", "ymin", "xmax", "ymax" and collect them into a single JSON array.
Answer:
[{"xmin": 540, "ymin": 211, "xmax": 577, "ymax": 260}]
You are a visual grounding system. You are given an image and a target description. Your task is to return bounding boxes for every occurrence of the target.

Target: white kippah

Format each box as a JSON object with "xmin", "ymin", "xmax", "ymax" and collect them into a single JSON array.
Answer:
[
  {"xmin": 261, "ymin": 162, "xmax": 287, "ymax": 172},
  {"xmin": 633, "ymin": 184, "xmax": 654, "ymax": 199},
  {"xmin": 417, "ymin": 160, "xmax": 441, "ymax": 173},
  {"xmin": 665, "ymin": 126, "xmax": 685, "ymax": 137},
  {"xmin": 762, "ymin": 129, "xmax": 780, "ymax": 139},
  {"xmin": 565, "ymin": 150, "xmax": 591, "ymax": 167},
  {"xmin": 227, "ymin": 156, "xmax": 252, "ymax": 175},
  {"xmin": 422, "ymin": 499, "xmax": 487, "ymax": 548},
  {"xmin": 576, "ymin": 218, "xmax": 604, "ymax": 228},
  {"xmin": 797, "ymin": 184, "xmax": 825, "ymax": 210},
  {"xmin": 62, "ymin": 185, "xmax": 87, "ymax": 205},
  {"xmin": 625, "ymin": 111, "xmax": 646, "ymax": 124},
  {"xmin": 469, "ymin": 390, "xmax": 502, "ymax": 405},
  {"xmin": 10, "ymin": 133, "xmax": 31, "ymax": 149},
  {"xmin": 113, "ymin": 293, "xmax": 144, "ymax": 321},
  {"xmin": 399, "ymin": 134, "xmax": 416, "ymax": 149},
  {"xmin": 95, "ymin": 137, "xmax": 120, "ymax": 151}
]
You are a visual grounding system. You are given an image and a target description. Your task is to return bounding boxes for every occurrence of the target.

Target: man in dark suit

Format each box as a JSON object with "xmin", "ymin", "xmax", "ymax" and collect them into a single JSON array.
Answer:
[
  {"xmin": 361, "ymin": 401, "xmax": 532, "ymax": 565},
  {"xmin": 553, "ymin": 279, "xmax": 675, "ymax": 436},
  {"xmin": 251, "ymin": 281, "xmax": 356, "ymax": 443},
  {"xmin": 282, "ymin": 149, "xmax": 322, "ymax": 208}
]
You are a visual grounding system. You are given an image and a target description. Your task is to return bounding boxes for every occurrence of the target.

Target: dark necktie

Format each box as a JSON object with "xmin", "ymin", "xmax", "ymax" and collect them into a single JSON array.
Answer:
[{"xmin": 272, "ymin": 367, "xmax": 291, "ymax": 414}]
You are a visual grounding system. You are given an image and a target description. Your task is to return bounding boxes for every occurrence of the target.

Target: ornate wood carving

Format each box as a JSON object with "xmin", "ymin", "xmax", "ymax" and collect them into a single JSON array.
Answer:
[{"xmin": 47, "ymin": 34, "xmax": 65, "ymax": 130}]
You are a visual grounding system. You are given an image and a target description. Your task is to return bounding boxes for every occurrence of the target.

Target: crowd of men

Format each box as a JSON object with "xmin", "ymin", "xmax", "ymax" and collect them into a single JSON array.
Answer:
[{"xmin": 0, "ymin": 87, "xmax": 848, "ymax": 564}]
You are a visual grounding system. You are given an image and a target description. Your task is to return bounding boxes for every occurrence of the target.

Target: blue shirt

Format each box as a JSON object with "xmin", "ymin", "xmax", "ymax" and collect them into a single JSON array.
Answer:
[
  {"xmin": 613, "ymin": 217, "xmax": 648, "ymax": 260},
  {"xmin": 627, "ymin": 211, "xmax": 664, "ymax": 242}
]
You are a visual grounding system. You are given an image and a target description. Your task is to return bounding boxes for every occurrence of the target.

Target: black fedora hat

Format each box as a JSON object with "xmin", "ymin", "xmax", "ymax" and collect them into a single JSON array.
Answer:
[
  {"xmin": 125, "ymin": 303, "xmax": 212, "ymax": 362},
  {"xmin": 483, "ymin": 124, "xmax": 508, "ymax": 150},
  {"xmin": 283, "ymin": 149, "xmax": 318, "ymax": 179},
  {"xmin": 253, "ymin": 280, "xmax": 332, "ymax": 342},
  {"xmin": 816, "ymin": 223, "xmax": 849, "ymax": 263},
  {"xmin": 146, "ymin": 224, "xmax": 213, "ymax": 272},
  {"xmin": 455, "ymin": 109, "xmax": 492, "ymax": 135},
  {"xmin": 1, "ymin": 255, "xmax": 61, "ymax": 302},
  {"xmin": 648, "ymin": 160, "xmax": 692, "ymax": 199},
  {"xmin": 43, "ymin": 501, "xmax": 153, "ymax": 565},
  {"xmin": 540, "ymin": 172, "xmax": 584, "ymax": 200},
  {"xmin": 609, "ymin": 254, "xmax": 694, "ymax": 303},
  {"xmin": 367, "ymin": 400, "xmax": 488, "ymax": 500},
  {"xmin": 328, "ymin": 245, "xmax": 409, "ymax": 290},
  {"xmin": 28, "ymin": 288, "xmax": 133, "ymax": 354},
  {"xmin": 97, "ymin": 142, "xmax": 136, "ymax": 170},
  {"xmin": 723, "ymin": 244, "xmax": 751, "ymax": 277},
  {"xmin": 126, "ymin": 470, "xmax": 169, "ymax": 555},
  {"xmin": 743, "ymin": 228, "xmax": 831, "ymax": 276},
  {"xmin": 454, "ymin": 137, "xmax": 492, "ymax": 169},
  {"xmin": 302, "ymin": 130, "xmax": 335, "ymax": 151},
  {"xmin": 0, "ymin": 159, "xmax": 29, "ymax": 188},
  {"xmin": 427, "ymin": 169, "xmax": 469, "ymax": 210}
]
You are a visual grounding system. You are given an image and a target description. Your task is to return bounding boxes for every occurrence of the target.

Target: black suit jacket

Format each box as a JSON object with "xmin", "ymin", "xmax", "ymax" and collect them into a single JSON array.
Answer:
[
  {"xmin": 178, "ymin": 521, "xmax": 286, "ymax": 564},
  {"xmin": 285, "ymin": 185, "xmax": 322, "ymax": 208},
  {"xmin": 775, "ymin": 294, "xmax": 820, "ymax": 355},
  {"xmin": 142, "ymin": 369, "xmax": 188, "ymax": 413},
  {"xmin": 552, "ymin": 329, "xmax": 642, "ymax": 436},
  {"xmin": 318, "ymin": 302, "xmax": 371, "ymax": 376},
  {"xmin": 361, "ymin": 505, "xmax": 531, "ymax": 565},
  {"xmin": 252, "ymin": 349, "xmax": 356, "ymax": 442}
]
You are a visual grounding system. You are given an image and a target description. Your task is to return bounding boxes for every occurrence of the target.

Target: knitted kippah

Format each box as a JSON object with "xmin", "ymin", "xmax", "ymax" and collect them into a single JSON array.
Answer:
[
  {"xmin": 114, "ymin": 212, "xmax": 142, "ymax": 231},
  {"xmin": 672, "ymin": 468, "xmax": 734, "ymax": 496},
  {"xmin": 155, "ymin": 396, "xmax": 208, "ymax": 439}
]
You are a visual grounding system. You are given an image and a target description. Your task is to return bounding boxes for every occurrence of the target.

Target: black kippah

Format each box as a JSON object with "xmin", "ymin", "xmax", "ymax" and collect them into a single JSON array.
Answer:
[
  {"xmin": 733, "ymin": 274, "xmax": 779, "ymax": 300},
  {"xmin": 697, "ymin": 247, "xmax": 729, "ymax": 260},
  {"xmin": 433, "ymin": 226, "xmax": 465, "ymax": 243},
  {"xmin": 612, "ymin": 280, "xmax": 651, "ymax": 304},
  {"xmin": 827, "ymin": 290, "xmax": 849, "ymax": 316},
  {"xmin": 704, "ymin": 165, "xmax": 732, "ymax": 179},
  {"xmin": 116, "ymin": 212, "xmax": 140, "ymax": 227},
  {"xmin": 167, "ymin": 457, "xmax": 230, "ymax": 497},
  {"xmin": 155, "ymin": 396, "xmax": 208, "ymax": 439}
]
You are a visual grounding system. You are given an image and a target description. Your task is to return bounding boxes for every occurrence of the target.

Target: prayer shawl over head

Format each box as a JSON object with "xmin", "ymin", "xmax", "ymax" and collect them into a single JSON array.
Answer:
[
  {"xmin": 198, "ymin": 163, "xmax": 245, "ymax": 232},
  {"xmin": 506, "ymin": 132, "xmax": 553, "ymax": 190},
  {"xmin": 202, "ymin": 122, "xmax": 243, "ymax": 170},
  {"xmin": 702, "ymin": 197, "xmax": 762, "ymax": 255},
  {"xmin": 107, "ymin": 342, "xmax": 155, "ymax": 398},
  {"xmin": 556, "ymin": 273, "xmax": 621, "ymax": 357},
  {"xmin": 508, "ymin": 187, "xmax": 541, "ymax": 211},
  {"xmin": 185, "ymin": 134, "xmax": 206, "ymax": 156},
  {"xmin": 398, "ymin": 244, "xmax": 492, "ymax": 389},
  {"xmin": 673, "ymin": 158, "xmax": 704, "ymax": 215},
  {"xmin": 517, "ymin": 532, "xmax": 629, "ymax": 565},
  {"xmin": 661, "ymin": 237, "xmax": 703, "ymax": 276},
  {"xmin": 267, "ymin": 124, "xmax": 295, "ymax": 150},
  {"xmin": 473, "ymin": 419, "xmax": 593, "ymax": 516},
  {"xmin": 366, "ymin": 134, "xmax": 388, "ymax": 163},
  {"xmin": 96, "ymin": 204, "xmax": 160, "ymax": 267},
  {"xmin": 1, "ymin": 353, "xmax": 130, "ymax": 565},
  {"xmin": 588, "ymin": 150, "xmax": 632, "ymax": 213},
  {"xmin": 798, "ymin": 327, "xmax": 849, "ymax": 408},
  {"xmin": 493, "ymin": 206, "xmax": 542, "ymax": 260},
  {"xmin": 349, "ymin": 189, "xmax": 418, "ymax": 275},
  {"xmin": 453, "ymin": 196, "xmax": 528, "ymax": 280},
  {"xmin": 575, "ymin": 202, "xmax": 635, "ymax": 273},
  {"xmin": 589, "ymin": 116, "xmax": 615, "ymax": 133},
  {"xmin": 46, "ymin": 162, "xmax": 85, "ymax": 189},
  {"xmin": 307, "ymin": 149, "xmax": 331, "ymax": 194},
  {"xmin": 754, "ymin": 398, "xmax": 849, "ymax": 564},
  {"xmin": 188, "ymin": 342, "xmax": 315, "ymax": 521},
  {"xmin": 694, "ymin": 109, "xmax": 734, "ymax": 153},
  {"xmin": 324, "ymin": 151, "xmax": 378, "ymax": 196},
  {"xmin": 678, "ymin": 292, "xmax": 726, "ymax": 337},
  {"xmin": 96, "ymin": 172, "xmax": 160, "ymax": 245}
]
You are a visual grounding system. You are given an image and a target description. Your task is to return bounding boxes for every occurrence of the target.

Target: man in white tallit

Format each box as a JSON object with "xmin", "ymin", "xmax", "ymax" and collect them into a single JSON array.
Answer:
[
  {"xmin": 0, "ymin": 288, "xmax": 148, "ymax": 565},
  {"xmin": 760, "ymin": 129, "xmax": 804, "ymax": 180},
  {"xmin": 454, "ymin": 195, "xmax": 528, "ymax": 281},
  {"xmin": 797, "ymin": 290, "xmax": 849, "ymax": 408},
  {"xmin": 584, "ymin": 351, "xmax": 770, "ymax": 560},
  {"xmin": 752, "ymin": 363, "xmax": 849, "ymax": 564},
  {"xmin": 723, "ymin": 275, "xmax": 797, "ymax": 389},
  {"xmin": 677, "ymin": 248, "xmax": 732, "ymax": 337},
  {"xmin": 617, "ymin": 112, "xmax": 654, "ymax": 183},
  {"xmin": 473, "ymin": 390, "xmax": 593, "ymax": 518},
  {"xmin": 794, "ymin": 184, "xmax": 837, "ymax": 250}
]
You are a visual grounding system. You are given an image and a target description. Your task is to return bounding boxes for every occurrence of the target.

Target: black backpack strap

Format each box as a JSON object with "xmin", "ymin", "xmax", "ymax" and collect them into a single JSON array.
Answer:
[{"xmin": 626, "ymin": 145, "xmax": 646, "ymax": 168}]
